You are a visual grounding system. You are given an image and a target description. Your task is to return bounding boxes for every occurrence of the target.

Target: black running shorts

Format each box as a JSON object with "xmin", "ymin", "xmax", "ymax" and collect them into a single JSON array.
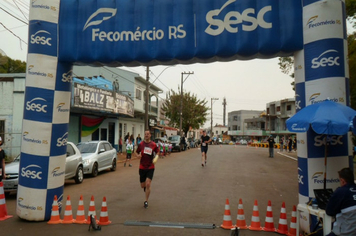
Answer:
[
  {"xmin": 201, "ymin": 146, "xmax": 208, "ymax": 153},
  {"xmin": 139, "ymin": 169, "xmax": 155, "ymax": 183}
]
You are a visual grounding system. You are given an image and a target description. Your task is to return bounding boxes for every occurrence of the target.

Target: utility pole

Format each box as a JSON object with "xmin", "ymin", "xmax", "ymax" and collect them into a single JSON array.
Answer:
[
  {"xmin": 211, "ymin": 98, "xmax": 219, "ymax": 136},
  {"xmin": 222, "ymin": 97, "xmax": 227, "ymax": 126},
  {"xmin": 179, "ymin": 71, "xmax": 194, "ymax": 136},
  {"xmin": 145, "ymin": 66, "xmax": 149, "ymax": 131}
]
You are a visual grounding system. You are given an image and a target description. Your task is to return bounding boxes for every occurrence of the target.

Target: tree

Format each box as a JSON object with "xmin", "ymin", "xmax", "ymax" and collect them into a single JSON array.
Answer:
[
  {"xmin": 0, "ymin": 53, "xmax": 26, "ymax": 73},
  {"xmin": 161, "ymin": 89, "xmax": 209, "ymax": 134}
]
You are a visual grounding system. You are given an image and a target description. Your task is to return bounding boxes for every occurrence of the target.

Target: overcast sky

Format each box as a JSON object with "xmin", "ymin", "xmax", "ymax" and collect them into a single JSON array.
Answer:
[{"xmin": 4, "ymin": 0, "xmax": 351, "ymax": 128}]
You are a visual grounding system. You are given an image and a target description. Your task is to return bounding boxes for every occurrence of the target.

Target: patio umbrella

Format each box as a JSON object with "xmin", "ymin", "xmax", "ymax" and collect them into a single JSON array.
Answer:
[{"xmin": 286, "ymin": 100, "xmax": 356, "ymax": 189}]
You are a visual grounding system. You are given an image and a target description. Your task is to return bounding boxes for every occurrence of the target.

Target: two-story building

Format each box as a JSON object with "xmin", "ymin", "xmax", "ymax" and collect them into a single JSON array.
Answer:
[{"xmin": 0, "ymin": 66, "xmax": 163, "ymax": 159}]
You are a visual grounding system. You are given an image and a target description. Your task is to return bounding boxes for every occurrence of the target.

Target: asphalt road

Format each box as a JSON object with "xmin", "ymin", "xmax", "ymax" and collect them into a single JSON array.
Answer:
[{"xmin": 2, "ymin": 145, "xmax": 298, "ymax": 236}]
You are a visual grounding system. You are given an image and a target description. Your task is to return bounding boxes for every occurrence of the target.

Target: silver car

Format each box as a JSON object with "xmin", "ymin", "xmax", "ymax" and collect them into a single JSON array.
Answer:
[
  {"xmin": 2, "ymin": 141, "xmax": 84, "ymax": 195},
  {"xmin": 76, "ymin": 141, "xmax": 117, "ymax": 177}
]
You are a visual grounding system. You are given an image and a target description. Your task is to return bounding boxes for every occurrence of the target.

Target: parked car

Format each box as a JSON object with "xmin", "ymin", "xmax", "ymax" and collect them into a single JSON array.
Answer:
[
  {"xmin": 2, "ymin": 141, "xmax": 84, "ymax": 195},
  {"xmin": 168, "ymin": 135, "xmax": 181, "ymax": 152},
  {"xmin": 76, "ymin": 141, "xmax": 117, "ymax": 177},
  {"xmin": 154, "ymin": 137, "xmax": 167, "ymax": 145},
  {"xmin": 188, "ymin": 138, "xmax": 200, "ymax": 148}
]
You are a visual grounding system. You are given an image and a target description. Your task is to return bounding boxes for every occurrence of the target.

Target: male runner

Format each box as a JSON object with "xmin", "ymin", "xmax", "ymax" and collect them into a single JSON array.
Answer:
[
  {"xmin": 201, "ymin": 130, "xmax": 212, "ymax": 167},
  {"xmin": 136, "ymin": 130, "xmax": 159, "ymax": 208}
]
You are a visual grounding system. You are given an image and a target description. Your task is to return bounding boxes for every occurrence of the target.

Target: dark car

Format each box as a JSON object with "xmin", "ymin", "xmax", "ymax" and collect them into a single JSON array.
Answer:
[{"xmin": 168, "ymin": 135, "xmax": 181, "ymax": 152}]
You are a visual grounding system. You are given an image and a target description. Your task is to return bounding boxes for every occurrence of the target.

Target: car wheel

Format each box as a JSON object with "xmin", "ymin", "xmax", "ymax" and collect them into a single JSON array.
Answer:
[
  {"xmin": 111, "ymin": 158, "xmax": 117, "ymax": 171},
  {"xmin": 74, "ymin": 166, "xmax": 84, "ymax": 184},
  {"xmin": 91, "ymin": 162, "xmax": 99, "ymax": 177}
]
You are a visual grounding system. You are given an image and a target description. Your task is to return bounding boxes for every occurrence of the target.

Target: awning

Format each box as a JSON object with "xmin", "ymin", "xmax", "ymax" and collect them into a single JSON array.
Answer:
[{"xmin": 152, "ymin": 126, "xmax": 164, "ymax": 131}]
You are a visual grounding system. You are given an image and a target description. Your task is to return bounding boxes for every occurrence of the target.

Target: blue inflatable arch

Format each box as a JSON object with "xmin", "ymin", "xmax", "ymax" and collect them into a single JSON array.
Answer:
[{"xmin": 20, "ymin": 0, "xmax": 350, "ymax": 221}]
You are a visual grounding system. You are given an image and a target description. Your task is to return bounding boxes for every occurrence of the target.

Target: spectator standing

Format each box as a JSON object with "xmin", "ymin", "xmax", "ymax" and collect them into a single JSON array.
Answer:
[
  {"xmin": 118, "ymin": 136, "xmax": 123, "ymax": 155},
  {"xmin": 288, "ymin": 136, "xmax": 293, "ymax": 152},
  {"xmin": 136, "ymin": 134, "xmax": 142, "ymax": 147},
  {"xmin": 267, "ymin": 135, "xmax": 275, "ymax": 158},
  {"xmin": 0, "ymin": 139, "xmax": 5, "ymax": 182},
  {"xmin": 279, "ymin": 136, "xmax": 284, "ymax": 152}
]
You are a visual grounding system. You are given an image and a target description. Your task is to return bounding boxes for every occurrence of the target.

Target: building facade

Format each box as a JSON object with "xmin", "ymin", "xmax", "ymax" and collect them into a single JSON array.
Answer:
[{"xmin": 0, "ymin": 66, "xmax": 163, "ymax": 159}]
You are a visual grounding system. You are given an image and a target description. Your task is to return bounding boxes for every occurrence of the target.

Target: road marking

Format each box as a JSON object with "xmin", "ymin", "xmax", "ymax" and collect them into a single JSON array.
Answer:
[{"xmin": 277, "ymin": 152, "xmax": 297, "ymax": 161}]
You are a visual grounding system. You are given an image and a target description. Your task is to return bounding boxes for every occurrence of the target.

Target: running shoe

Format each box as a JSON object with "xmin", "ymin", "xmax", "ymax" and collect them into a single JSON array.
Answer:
[
  {"xmin": 202, "ymin": 163, "xmax": 204, "ymax": 167},
  {"xmin": 124, "ymin": 163, "xmax": 126, "ymax": 167},
  {"xmin": 129, "ymin": 164, "xmax": 132, "ymax": 167},
  {"xmin": 144, "ymin": 201, "xmax": 148, "ymax": 208}
]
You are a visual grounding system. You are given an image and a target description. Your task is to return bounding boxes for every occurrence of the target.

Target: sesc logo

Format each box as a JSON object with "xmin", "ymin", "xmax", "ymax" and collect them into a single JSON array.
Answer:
[
  {"xmin": 311, "ymin": 49, "xmax": 340, "ymax": 69},
  {"xmin": 205, "ymin": 0, "xmax": 272, "ymax": 36},
  {"xmin": 62, "ymin": 70, "xmax": 73, "ymax": 83},
  {"xmin": 314, "ymin": 135, "xmax": 343, "ymax": 147},
  {"xmin": 26, "ymin": 97, "xmax": 47, "ymax": 113},
  {"xmin": 298, "ymin": 167, "xmax": 304, "ymax": 185},
  {"xmin": 57, "ymin": 132, "xmax": 68, "ymax": 147},
  {"xmin": 30, "ymin": 30, "xmax": 52, "ymax": 46},
  {"xmin": 21, "ymin": 164, "xmax": 42, "ymax": 179}
]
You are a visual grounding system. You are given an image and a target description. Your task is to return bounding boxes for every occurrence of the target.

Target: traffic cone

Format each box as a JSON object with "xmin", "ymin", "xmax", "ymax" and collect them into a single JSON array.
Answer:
[
  {"xmin": 47, "ymin": 195, "xmax": 62, "ymax": 224},
  {"xmin": 0, "ymin": 182, "xmax": 13, "ymax": 221},
  {"xmin": 220, "ymin": 198, "xmax": 235, "ymax": 229},
  {"xmin": 98, "ymin": 196, "xmax": 111, "ymax": 225},
  {"xmin": 248, "ymin": 200, "xmax": 262, "ymax": 231},
  {"xmin": 74, "ymin": 195, "xmax": 87, "ymax": 224},
  {"xmin": 287, "ymin": 205, "xmax": 297, "ymax": 236},
  {"xmin": 235, "ymin": 198, "xmax": 248, "ymax": 229},
  {"xmin": 276, "ymin": 202, "xmax": 288, "ymax": 235},
  {"xmin": 263, "ymin": 200, "xmax": 276, "ymax": 232},
  {"xmin": 86, "ymin": 195, "xmax": 98, "ymax": 225},
  {"xmin": 62, "ymin": 195, "xmax": 74, "ymax": 224}
]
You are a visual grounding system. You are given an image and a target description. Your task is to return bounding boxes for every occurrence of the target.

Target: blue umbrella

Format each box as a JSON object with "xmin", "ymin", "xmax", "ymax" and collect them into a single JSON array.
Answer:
[
  {"xmin": 286, "ymin": 100, "xmax": 356, "ymax": 189},
  {"xmin": 286, "ymin": 100, "xmax": 356, "ymax": 135}
]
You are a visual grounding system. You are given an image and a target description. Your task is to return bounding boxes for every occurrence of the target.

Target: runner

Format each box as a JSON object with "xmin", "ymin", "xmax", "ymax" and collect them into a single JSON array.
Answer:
[
  {"xmin": 200, "ymin": 130, "xmax": 212, "ymax": 167},
  {"xmin": 135, "ymin": 130, "xmax": 159, "ymax": 208}
]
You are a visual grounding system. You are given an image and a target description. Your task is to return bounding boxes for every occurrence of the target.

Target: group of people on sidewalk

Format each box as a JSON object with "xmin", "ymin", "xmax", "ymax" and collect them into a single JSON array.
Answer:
[{"xmin": 267, "ymin": 135, "xmax": 297, "ymax": 158}]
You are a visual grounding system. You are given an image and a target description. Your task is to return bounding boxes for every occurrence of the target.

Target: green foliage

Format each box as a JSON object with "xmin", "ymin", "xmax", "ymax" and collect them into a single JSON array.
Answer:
[
  {"xmin": 161, "ymin": 89, "xmax": 209, "ymax": 133},
  {"xmin": 278, "ymin": 57, "xmax": 295, "ymax": 91},
  {"xmin": 0, "ymin": 53, "xmax": 26, "ymax": 73}
]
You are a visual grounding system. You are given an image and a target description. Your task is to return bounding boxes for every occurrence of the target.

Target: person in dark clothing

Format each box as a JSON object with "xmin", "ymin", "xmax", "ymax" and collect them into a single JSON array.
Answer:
[
  {"xmin": 326, "ymin": 168, "xmax": 356, "ymax": 236},
  {"xmin": 200, "ymin": 131, "xmax": 212, "ymax": 167},
  {"xmin": 0, "ymin": 139, "xmax": 5, "ymax": 182},
  {"xmin": 288, "ymin": 136, "xmax": 293, "ymax": 152},
  {"xmin": 267, "ymin": 135, "xmax": 275, "ymax": 157}
]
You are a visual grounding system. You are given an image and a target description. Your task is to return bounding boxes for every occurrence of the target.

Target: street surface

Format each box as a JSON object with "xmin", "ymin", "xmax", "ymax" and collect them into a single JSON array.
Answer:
[{"xmin": 2, "ymin": 145, "xmax": 298, "ymax": 236}]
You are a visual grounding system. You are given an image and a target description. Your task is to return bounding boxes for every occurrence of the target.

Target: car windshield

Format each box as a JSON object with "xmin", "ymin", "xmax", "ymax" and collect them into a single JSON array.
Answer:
[
  {"xmin": 169, "ymin": 136, "xmax": 179, "ymax": 141},
  {"xmin": 77, "ymin": 143, "xmax": 97, "ymax": 153}
]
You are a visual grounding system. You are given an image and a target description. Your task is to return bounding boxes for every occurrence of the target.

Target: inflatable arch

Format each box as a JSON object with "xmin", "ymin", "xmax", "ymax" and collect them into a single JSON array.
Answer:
[{"xmin": 20, "ymin": 0, "xmax": 349, "ymax": 221}]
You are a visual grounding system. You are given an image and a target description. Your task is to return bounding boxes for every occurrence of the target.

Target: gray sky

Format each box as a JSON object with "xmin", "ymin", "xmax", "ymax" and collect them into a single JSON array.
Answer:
[{"xmin": 0, "ymin": 0, "xmax": 299, "ymax": 128}]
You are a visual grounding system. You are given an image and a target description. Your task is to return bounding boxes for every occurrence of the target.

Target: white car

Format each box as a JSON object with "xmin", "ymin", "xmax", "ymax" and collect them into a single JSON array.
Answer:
[
  {"xmin": 76, "ymin": 141, "xmax": 117, "ymax": 177},
  {"xmin": 2, "ymin": 141, "xmax": 84, "ymax": 195}
]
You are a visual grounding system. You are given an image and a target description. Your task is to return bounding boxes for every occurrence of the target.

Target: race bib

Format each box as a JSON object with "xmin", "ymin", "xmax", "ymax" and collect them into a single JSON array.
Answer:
[
  {"xmin": 144, "ymin": 147, "xmax": 153, "ymax": 155},
  {"xmin": 202, "ymin": 143, "xmax": 206, "ymax": 146}
]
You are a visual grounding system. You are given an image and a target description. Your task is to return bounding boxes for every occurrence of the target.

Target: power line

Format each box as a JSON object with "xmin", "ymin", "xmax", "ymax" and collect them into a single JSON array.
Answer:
[
  {"xmin": 0, "ymin": 6, "xmax": 28, "ymax": 24},
  {"xmin": 12, "ymin": 0, "xmax": 28, "ymax": 21},
  {"xmin": 0, "ymin": 22, "xmax": 27, "ymax": 45}
]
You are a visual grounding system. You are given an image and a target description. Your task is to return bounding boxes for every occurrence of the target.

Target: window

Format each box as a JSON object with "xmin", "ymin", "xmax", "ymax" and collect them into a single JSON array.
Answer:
[
  {"xmin": 277, "ymin": 106, "xmax": 280, "ymax": 112},
  {"xmin": 136, "ymin": 89, "xmax": 142, "ymax": 100},
  {"xmin": 233, "ymin": 116, "xmax": 238, "ymax": 121},
  {"xmin": 287, "ymin": 105, "xmax": 291, "ymax": 111},
  {"xmin": 66, "ymin": 143, "xmax": 75, "ymax": 157},
  {"xmin": 124, "ymin": 123, "xmax": 127, "ymax": 136}
]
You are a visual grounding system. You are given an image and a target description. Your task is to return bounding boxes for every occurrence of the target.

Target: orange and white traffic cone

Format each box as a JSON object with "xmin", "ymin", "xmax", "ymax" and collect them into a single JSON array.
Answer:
[
  {"xmin": 98, "ymin": 196, "xmax": 111, "ymax": 225},
  {"xmin": 47, "ymin": 195, "xmax": 62, "ymax": 224},
  {"xmin": 62, "ymin": 195, "xmax": 74, "ymax": 224},
  {"xmin": 287, "ymin": 205, "xmax": 297, "ymax": 236},
  {"xmin": 220, "ymin": 198, "xmax": 235, "ymax": 229},
  {"xmin": 74, "ymin": 195, "xmax": 87, "ymax": 224},
  {"xmin": 248, "ymin": 200, "xmax": 262, "ymax": 231},
  {"xmin": 0, "ymin": 182, "xmax": 13, "ymax": 221},
  {"xmin": 276, "ymin": 202, "xmax": 288, "ymax": 235},
  {"xmin": 235, "ymin": 198, "xmax": 248, "ymax": 229},
  {"xmin": 86, "ymin": 195, "xmax": 98, "ymax": 225},
  {"xmin": 263, "ymin": 200, "xmax": 276, "ymax": 232}
]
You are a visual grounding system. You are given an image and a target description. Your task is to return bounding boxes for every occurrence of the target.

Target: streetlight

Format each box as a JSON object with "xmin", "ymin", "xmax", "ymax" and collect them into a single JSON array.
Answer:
[
  {"xmin": 179, "ymin": 71, "xmax": 194, "ymax": 136},
  {"xmin": 144, "ymin": 66, "xmax": 175, "ymax": 131},
  {"xmin": 211, "ymin": 98, "xmax": 219, "ymax": 136}
]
